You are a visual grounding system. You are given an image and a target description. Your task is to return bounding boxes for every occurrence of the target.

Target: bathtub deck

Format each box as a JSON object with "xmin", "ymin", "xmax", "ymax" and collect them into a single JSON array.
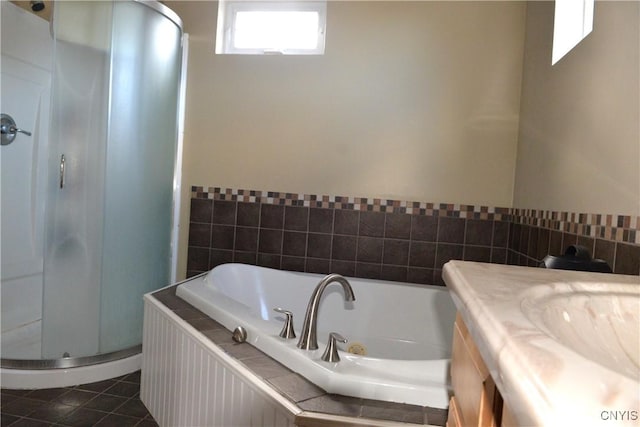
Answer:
[{"xmin": 148, "ymin": 285, "xmax": 448, "ymax": 426}]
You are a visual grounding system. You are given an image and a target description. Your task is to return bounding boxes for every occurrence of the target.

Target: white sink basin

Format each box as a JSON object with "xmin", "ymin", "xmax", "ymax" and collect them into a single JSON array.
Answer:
[
  {"xmin": 521, "ymin": 284, "xmax": 640, "ymax": 381},
  {"xmin": 444, "ymin": 261, "xmax": 640, "ymax": 426}
]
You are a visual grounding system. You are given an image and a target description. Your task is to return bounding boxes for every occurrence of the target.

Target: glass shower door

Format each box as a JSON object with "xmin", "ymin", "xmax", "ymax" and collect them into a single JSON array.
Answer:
[
  {"xmin": 42, "ymin": 1, "xmax": 113, "ymax": 359},
  {"xmin": 42, "ymin": 0, "xmax": 182, "ymax": 359},
  {"xmin": 99, "ymin": 0, "xmax": 182, "ymax": 353}
]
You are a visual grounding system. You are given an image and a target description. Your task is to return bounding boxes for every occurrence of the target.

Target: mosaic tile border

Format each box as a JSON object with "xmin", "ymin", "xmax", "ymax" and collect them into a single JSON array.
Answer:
[
  {"xmin": 191, "ymin": 186, "xmax": 511, "ymax": 220},
  {"xmin": 191, "ymin": 186, "xmax": 640, "ymax": 245},
  {"xmin": 512, "ymin": 209, "xmax": 640, "ymax": 245}
]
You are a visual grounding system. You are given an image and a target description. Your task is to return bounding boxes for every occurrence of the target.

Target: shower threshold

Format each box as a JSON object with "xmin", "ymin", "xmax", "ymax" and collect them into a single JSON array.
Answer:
[
  {"xmin": 1, "ymin": 345, "xmax": 141, "ymax": 370},
  {"xmin": 0, "ymin": 345, "xmax": 142, "ymax": 389}
]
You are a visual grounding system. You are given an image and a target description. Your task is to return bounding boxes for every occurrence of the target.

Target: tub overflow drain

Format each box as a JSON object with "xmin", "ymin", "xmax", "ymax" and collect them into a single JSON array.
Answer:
[
  {"xmin": 232, "ymin": 326, "xmax": 247, "ymax": 343},
  {"xmin": 347, "ymin": 343, "xmax": 367, "ymax": 356}
]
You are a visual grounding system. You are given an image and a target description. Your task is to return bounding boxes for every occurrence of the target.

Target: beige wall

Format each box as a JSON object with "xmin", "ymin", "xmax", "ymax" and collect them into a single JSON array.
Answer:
[
  {"xmin": 514, "ymin": 1, "xmax": 640, "ymax": 216},
  {"xmin": 166, "ymin": 1, "xmax": 527, "ymax": 278}
]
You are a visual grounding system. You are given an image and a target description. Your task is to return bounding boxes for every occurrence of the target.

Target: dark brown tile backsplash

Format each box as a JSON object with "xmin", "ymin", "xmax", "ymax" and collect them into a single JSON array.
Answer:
[
  {"xmin": 385, "ymin": 212, "xmax": 411, "ymax": 239},
  {"xmin": 437, "ymin": 217, "xmax": 465, "ymax": 244},
  {"xmin": 237, "ymin": 202, "xmax": 260, "ymax": 227},
  {"xmin": 284, "ymin": 206, "xmax": 309, "ymax": 231},
  {"xmin": 359, "ymin": 211, "xmax": 385, "ymax": 238},
  {"xmin": 283, "ymin": 231, "xmax": 306, "ymax": 257},
  {"xmin": 190, "ymin": 198, "xmax": 212, "ymax": 223},
  {"xmin": 409, "ymin": 242, "xmax": 436, "ymax": 269},
  {"xmin": 411, "ymin": 215, "xmax": 438, "ymax": 242},
  {"xmin": 465, "ymin": 219, "xmax": 493, "ymax": 246},
  {"xmin": 332, "ymin": 235, "xmax": 357, "ymax": 261},
  {"xmin": 188, "ymin": 189, "xmax": 513, "ymax": 285},
  {"xmin": 307, "ymin": 233, "xmax": 331, "ymax": 259},
  {"xmin": 260, "ymin": 204, "xmax": 285, "ymax": 229},
  {"xmin": 212, "ymin": 200, "xmax": 237, "ymax": 225},
  {"xmin": 613, "ymin": 243, "xmax": 640, "ymax": 275},
  {"xmin": 234, "ymin": 227, "xmax": 258, "ymax": 252},
  {"xmin": 334, "ymin": 209, "xmax": 359, "ymax": 235},
  {"xmin": 308, "ymin": 208, "xmax": 333, "ymax": 233},
  {"xmin": 507, "ymin": 224, "xmax": 640, "ymax": 275},
  {"xmin": 383, "ymin": 239, "xmax": 410, "ymax": 266},
  {"xmin": 187, "ymin": 187, "xmax": 640, "ymax": 281}
]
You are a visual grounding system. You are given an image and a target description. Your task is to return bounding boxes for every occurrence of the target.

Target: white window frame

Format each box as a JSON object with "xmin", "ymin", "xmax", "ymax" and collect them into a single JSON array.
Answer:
[
  {"xmin": 552, "ymin": 0, "xmax": 594, "ymax": 65},
  {"xmin": 216, "ymin": 1, "xmax": 327, "ymax": 55}
]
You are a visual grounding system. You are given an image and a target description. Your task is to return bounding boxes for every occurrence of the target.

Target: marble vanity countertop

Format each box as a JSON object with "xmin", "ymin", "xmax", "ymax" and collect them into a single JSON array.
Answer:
[{"xmin": 442, "ymin": 261, "xmax": 640, "ymax": 427}]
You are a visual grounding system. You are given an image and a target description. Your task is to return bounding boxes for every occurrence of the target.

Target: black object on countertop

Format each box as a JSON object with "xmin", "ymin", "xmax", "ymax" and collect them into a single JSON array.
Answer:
[{"xmin": 540, "ymin": 245, "xmax": 612, "ymax": 273}]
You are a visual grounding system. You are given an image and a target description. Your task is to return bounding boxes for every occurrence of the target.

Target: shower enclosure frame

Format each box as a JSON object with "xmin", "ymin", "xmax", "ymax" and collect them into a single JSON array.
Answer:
[{"xmin": 1, "ymin": 0, "xmax": 187, "ymax": 388}]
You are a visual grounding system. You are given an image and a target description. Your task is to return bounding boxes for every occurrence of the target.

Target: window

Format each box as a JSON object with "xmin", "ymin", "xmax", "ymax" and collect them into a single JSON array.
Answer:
[
  {"xmin": 552, "ymin": 0, "xmax": 594, "ymax": 65},
  {"xmin": 216, "ymin": 1, "xmax": 326, "ymax": 55}
]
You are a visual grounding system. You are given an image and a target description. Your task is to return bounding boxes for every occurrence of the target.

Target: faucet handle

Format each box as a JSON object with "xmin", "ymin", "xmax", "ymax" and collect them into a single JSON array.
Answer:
[
  {"xmin": 321, "ymin": 332, "xmax": 347, "ymax": 363},
  {"xmin": 273, "ymin": 308, "xmax": 296, "ymax": 339}
]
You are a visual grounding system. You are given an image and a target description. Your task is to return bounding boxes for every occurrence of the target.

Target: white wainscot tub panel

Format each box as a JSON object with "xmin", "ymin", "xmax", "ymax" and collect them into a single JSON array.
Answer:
[{"xmin": 141, "ymin": 297, "xmax": 299, "ymax": 427}]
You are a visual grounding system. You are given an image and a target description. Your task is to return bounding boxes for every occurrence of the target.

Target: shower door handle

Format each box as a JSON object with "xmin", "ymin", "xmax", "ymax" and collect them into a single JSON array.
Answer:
[{"xmin": 59, "ymin": 154, "xmax": 65, "ymax": 189}]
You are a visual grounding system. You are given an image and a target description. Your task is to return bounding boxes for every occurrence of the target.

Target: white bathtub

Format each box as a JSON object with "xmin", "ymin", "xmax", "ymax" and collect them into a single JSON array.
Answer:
[{"xmin": 176, "ymin": 263, "xmax": 456, "ymax": 408}]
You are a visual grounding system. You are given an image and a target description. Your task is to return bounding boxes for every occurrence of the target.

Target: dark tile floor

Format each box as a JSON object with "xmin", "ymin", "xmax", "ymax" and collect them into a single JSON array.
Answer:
[{"xmin": 1, "ymin": 371, "xmax": 158, "ymax": 427}]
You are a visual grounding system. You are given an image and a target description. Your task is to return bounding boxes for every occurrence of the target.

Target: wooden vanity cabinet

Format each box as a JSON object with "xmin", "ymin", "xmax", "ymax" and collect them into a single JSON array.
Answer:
[{"xmin": 447, "ymin": 313, "xmax": 516, "ymax": 427}]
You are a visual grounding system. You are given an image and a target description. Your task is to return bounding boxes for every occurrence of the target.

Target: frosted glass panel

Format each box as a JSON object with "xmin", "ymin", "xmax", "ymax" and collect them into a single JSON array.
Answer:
[
  {"xmin": 42, "ymin": 1, "xmax": 112, "ymax": 358},
  {"xmin": 99, "ymin": 1, "xmax": 182, "ymax": 353},
  {"xmin": 42, "ymin": 0, "xmax": 182, "ymax": 359}
]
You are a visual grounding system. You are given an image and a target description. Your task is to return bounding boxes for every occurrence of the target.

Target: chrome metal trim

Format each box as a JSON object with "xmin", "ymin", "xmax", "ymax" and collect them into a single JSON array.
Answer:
[
  {"xmin": 59, "ymin": 154, "xmax": 65, "ymax": 189},
  {"xmin": 273, "ymin": 307, "xmax": 296, "ymax": 339},
  {"xmin": 1, "ymin": 345, "xmax": 141, "ymax": 370},
  {"xmin": 297, "ymin": 274, "xmax": 355, "ymax": 351},
  {"xmin": 321, "ymin": 332, "xmax": 347, "ymax": 363},
  {"xmin": 133, "ymin": 0, "xmax": 183, "ymax": 32},
  {"xmin": 157, "ymin": 271, "xmax": 208, "ymax": 290},
  {"xmin": 1, "ymin": 113, "xmax": 32, "ymax": 145},
  {"xmin": 180, "ymin": 271, "xmax": 209, "ymax": 282},
  {"xmin": 232, "ymin": 326, "xmax": 248, "ymax": 343}
]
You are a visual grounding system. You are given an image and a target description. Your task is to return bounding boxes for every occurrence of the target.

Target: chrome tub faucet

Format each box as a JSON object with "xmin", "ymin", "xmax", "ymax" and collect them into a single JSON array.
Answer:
[{"xmin": 297, "ymin": 273, "xmax": 355, "ymax": 350}]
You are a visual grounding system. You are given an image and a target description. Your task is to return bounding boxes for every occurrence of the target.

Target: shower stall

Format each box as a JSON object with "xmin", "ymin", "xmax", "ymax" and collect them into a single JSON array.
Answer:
[{"xmin": 1, "ymin": 0, "xmax": 184, "ymax": 388}]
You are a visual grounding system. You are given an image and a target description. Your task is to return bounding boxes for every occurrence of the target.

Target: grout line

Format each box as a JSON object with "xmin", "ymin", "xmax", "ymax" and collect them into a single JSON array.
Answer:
[{"xmin": 0, "ymin": 373, "xmax": 152, "ymax": 427}]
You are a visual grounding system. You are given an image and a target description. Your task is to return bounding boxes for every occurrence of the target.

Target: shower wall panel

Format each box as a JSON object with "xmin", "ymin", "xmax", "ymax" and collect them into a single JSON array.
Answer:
[
  {"xmin": 0, "ymin": 2, "xmax": 52, "ymax": 359},
  {"xmin": 99, "ymin": 1, "xmax": 182, "ymax": 354}
]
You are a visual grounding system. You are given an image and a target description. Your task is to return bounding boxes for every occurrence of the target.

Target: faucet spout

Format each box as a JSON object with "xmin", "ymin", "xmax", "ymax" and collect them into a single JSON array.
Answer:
[{"xmin": 297, "ymin": 273, "xmax": 355, "ymax": 350}]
